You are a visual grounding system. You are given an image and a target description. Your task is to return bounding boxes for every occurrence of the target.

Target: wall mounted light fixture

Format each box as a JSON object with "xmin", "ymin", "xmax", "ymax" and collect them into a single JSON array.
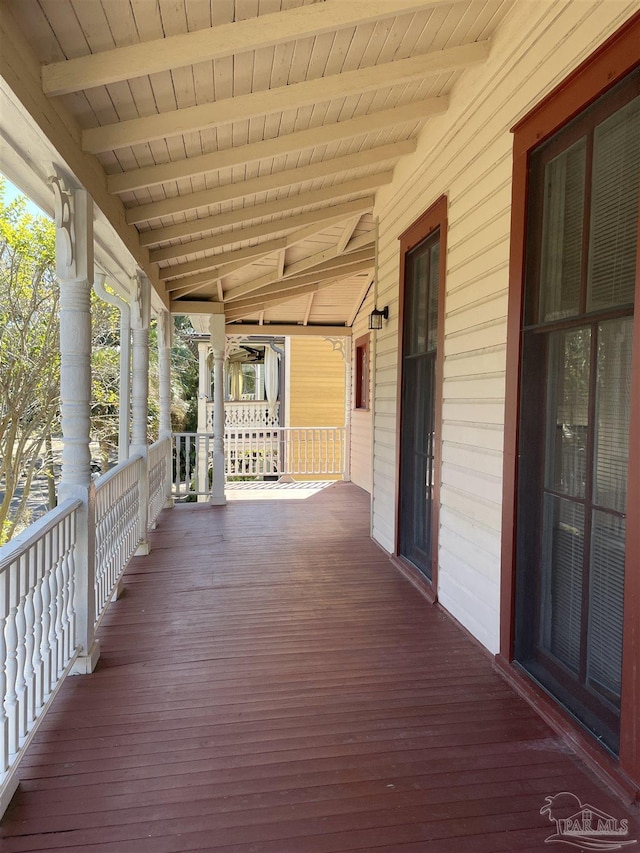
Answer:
[{"xmin": 368, "ymin": 306, "xmax": 389, "ymax": 330}]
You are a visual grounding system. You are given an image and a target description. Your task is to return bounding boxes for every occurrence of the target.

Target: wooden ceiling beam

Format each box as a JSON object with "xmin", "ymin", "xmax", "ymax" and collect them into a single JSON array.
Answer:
[
  {"xmin": 223, "ymin": 323, "xmax": 352, "ymax": 337},
  {"xmin": 160, "ymin": 239, "xmax": 285, "ymax": 282},
  {"xmin": 225, "ymin": 270, "xmax": 373, "ymax": 322},
  {"xmin": 43, "ymin": 0, "xmax": 455, "ymax": 96},
  {"xmin": 137, "ymin": 179, "xmax": 383, "ymax": 247},
  {"xmin": 224, "ymin": 250, "xmax": 375, "ymax": 303},
  {"xmin": 149, "ymin": 197, "xmax": 372, "ymax": 263},
  {"xmin": 161, "ymin": 215, "xmax": 368, "ymax": 285},
  {"xmin": 82, "ymin": 41, "xmax": 490, "ymax": 153},
  {"xmin": 126, "ymin": 140, "xmax": 414, "ymax": 224},
  {"xmin": 108, "ymin": 98, "xmax": 447, "ymax": 195}
]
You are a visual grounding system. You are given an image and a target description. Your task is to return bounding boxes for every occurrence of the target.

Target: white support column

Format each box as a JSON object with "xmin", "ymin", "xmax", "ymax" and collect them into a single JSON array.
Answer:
[
  {"xmin": 50, "ymin": 174, "xmax": 100, "ymax": 675},
  {"xmin": 157, "ymin": 309, "xmax": 174, "ymax": 509},
  {"xmin": 93, "ymin": 273, "xmax": 130, "ymax": 462},
  {"xmin": 210, "ymin": 314, "xmax": 227, "ymax": 506},
  {"xmin": 324, "ymin": 336, "xmax": 351, "ymax": 482},
  {"xmin": 130, "ymin": 273, "xmax": 151, "ymax": 554},
  {"xmin": 197, "ymin": 341, "xmax": 210, "ymax": 503},
  {"xmin": 343, "ymin": 338, "xmax": 352, "ymax": 483}
]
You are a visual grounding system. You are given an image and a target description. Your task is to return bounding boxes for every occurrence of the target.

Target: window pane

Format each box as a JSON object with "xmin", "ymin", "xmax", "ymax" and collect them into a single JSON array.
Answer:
[
  {"xmin": 408, "ymin": 251, "xmax": 428, "ymax": 354},
  {"xmin": 594, "ymin": 317, "xmax": 633, "ymax": 512},
  {"xmin": 587, "ymin": 511, "xmax": 626, "ymax": 702},
  {"xmin": 539, "ymin": 140, "xmax": 586, "ymax": 322},
  {"xmin": 427, "ymin": 240, "xmax": 440, "ymax": 352},
  {"xmin": 587, "ymin": 95, "xmax": 640, "ymax": 311},
  {"xmin": 545, "ymin": 328, "xmax": 591, "ymax": 498},
  {"xmin": 540, "ymin": 495, "xmax": 585, "ymax": 673}
]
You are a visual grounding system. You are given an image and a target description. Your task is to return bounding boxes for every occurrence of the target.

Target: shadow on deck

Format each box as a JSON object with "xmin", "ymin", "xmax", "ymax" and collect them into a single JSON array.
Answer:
[{"xmin": 1, "ymin": 482, "xmax": 638, "ymax": 851}]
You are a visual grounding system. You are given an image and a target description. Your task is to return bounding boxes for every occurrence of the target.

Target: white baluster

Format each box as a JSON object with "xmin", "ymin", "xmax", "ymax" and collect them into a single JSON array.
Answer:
[
  {"xmin": 0, "ymin": 568, "xmax": 10, "ymax": 771},
  {"xmin": 23, "ymin": 559, "xmax": 36, "ymax": 726},
  {"xmin": 5, "ymin": 589, "xmax": 19, "ymax": 755}
]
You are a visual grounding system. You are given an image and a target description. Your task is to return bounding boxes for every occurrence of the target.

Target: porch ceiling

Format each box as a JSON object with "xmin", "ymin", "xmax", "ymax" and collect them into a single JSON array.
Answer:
[{"xmin": 1, "ymin": 0, "xmax": 513, "ymax": 330}]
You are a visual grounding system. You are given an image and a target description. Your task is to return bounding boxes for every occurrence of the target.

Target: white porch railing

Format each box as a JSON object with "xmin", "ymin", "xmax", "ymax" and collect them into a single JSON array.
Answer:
[
  {"xmin": 207, "ymin": 400, "xmax": 281, "ymax": 429},
  {"xmin": 94, "ymin": 455, "xmax": 144, "ymax": 628},
  {"xmin": 0, "ymin": 437, "xmax": 175, "ymax": 814},
  {"xmin": 173, "ymin": 427, "xmax": 346, "ymax": 497},
  {"xmin": 0, "ymin": 499, "xmax": 81, "ymax": 811},
  {"xmin": 148, "ymin": 436, "xmax": 171, "ymax": 528}
]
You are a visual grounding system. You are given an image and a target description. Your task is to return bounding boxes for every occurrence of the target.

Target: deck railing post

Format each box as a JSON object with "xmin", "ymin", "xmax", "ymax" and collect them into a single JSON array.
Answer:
[
  {"xmin": 197, "ymin": 341, "xmax": 210, "ymax": 503},
  {"xmin": 157, "ymin": 310, "xmax": 174, "ymax": 509},
  {"xmin": 50, "ymin": 175, "xmax": 100, "ymax": 675},
  {"xmin": 210, "ymin": 313, "xmax": 227, "ymax": 507},
  {"xmin": 130, "ymin": 273, "xmax": 151, "ymax": 554}
]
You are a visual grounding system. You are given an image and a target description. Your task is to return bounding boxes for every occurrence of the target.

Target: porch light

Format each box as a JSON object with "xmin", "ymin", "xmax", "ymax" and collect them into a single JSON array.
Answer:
[{"xmin": 368, "ymin": 306, "xmax": 389, "ymax": 330}]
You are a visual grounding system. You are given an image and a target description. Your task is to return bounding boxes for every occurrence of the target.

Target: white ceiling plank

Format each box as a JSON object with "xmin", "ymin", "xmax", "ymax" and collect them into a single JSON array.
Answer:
[
  {"xmin": 137, "ymin": 176, "xmax": 385, "ymax": 246},
  {"xmin": 125, "ymin": 139, "xmax": 415, "ymax": 224},
  {"xmin": 107, "ymin": 97, "xmax": 447, "ymax": 194},
  {"xmin": 43, "ymin": 1, "xmax": 462, "ymax": 96},
  {"xmin": 82, "ymin": 41, "xmax": 490, "ymax": 153},
  {"xmin": 150, "ymin": 197, "xmax": 373, "ymax": 263}
]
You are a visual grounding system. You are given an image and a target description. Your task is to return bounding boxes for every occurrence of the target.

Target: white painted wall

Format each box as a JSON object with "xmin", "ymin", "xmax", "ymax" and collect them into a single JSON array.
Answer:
[
  {"xmin": 350, "ymin": 285, "xmax": 375, "ymax": 493},
  {"xmin": 370, "ymin": 0, "xmax": 638, "ymax": 654}
]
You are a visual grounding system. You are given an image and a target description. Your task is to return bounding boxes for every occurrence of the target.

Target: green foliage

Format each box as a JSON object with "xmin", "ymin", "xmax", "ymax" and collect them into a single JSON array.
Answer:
[
  {"xmin": 171, "ymin": 316, "xmax": 199, "ymax": 433},
  {"xmin": 0, "ymin": 180, "xmax": 59, "ymax": 538}
]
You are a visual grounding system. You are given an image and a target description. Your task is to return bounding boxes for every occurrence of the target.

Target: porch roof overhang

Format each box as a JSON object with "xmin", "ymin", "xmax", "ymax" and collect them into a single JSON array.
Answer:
[{"xmin": 0, "ymin": 0, "xmax": 513, "ymax": 331}]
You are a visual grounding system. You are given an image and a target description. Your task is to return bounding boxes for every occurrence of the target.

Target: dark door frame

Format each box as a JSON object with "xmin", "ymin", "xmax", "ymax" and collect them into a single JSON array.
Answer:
[
  {"xmin": 394, "ymin": 195, "xmax": 447, "ymax": 599},
  {"xmin": 498, "ymin": 12, "xmax": 640, "ymax": 792}
]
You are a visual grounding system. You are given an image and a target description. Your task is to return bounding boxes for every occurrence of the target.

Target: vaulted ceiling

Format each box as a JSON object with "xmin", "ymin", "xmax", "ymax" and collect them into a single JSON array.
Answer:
[{"xmin": 1, "ymin": 0, "xmax": 513, "ymax": 330}]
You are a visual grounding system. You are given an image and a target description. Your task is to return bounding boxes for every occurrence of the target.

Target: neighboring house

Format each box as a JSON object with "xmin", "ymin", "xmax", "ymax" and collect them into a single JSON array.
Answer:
[{"xmin": 0, "ymin": 0, "xmax": 638, "ymax": 811}]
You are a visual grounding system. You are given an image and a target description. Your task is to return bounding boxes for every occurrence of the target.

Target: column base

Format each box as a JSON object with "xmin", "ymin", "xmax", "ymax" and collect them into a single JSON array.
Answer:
[
  {"xmin": 209, "ymin": 495, "xmax": 227, "ymax": 506},
  {"xmin": 0, "ymin": 772, "xmax": 19, "ymax": 818},
  {"xmin": 135, "ymin": 540, "xmax": 151, "ymax": 556},
  {"xmin": 163, "ymin": 497, "xmax": 175, "ymax": 509},
  {"xmin": 70, "ymin": 640, "xmax": 101, "ymax": 675},
  {"xmin": 111, "ymin": 578, "xmax": 125, "ymax": 602}
]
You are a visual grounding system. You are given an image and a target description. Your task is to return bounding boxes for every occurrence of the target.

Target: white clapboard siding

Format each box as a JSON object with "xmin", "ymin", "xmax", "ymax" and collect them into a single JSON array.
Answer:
[{"xmin": 370, "ymin": 0, "xmax": 637, "ymax": 653}]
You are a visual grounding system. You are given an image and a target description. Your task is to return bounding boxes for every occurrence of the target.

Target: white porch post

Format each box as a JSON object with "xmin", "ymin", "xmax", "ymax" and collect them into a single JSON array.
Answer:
[
  {"xmin": 51, "ymin": 175, "xmax": 100, "ymax": 675},
  {"xmin": 197, "ymin": 341, "xmax": 210, "ymax": 503},
  {"xmin": 130, "ymin": 273, "xmax": 151, "ymax": 555},
  {"xmin": 157, "ymin": 309, "xmax": 174, "ymax": 508},
  {"xmin": 93, "ymin": 273, "xmax": 130, "ymax": 462},
  {"xmin": 343, "ymin": 338, "xmax": 352, "ymax": 483},
  {"xmin": 210, "ymin": 314, "xmax": 226, "ymax": 506}
]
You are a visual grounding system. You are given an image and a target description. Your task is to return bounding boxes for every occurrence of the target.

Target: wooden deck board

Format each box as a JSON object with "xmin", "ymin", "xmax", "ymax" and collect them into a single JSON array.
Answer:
[{"xmin": 1, "ymin": 482, "xmax": 638, "ymax": 851}]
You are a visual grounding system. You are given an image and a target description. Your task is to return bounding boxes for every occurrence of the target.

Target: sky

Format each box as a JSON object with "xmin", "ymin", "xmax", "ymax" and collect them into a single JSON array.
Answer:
[{"xmin": 1, "ymin": 174, "xmax": 49, "ymax": 218}]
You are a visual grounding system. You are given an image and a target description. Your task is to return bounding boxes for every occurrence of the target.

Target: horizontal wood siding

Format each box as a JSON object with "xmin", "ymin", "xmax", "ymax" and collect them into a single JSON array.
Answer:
[
  {"xmin": 288, "ymin": 337, "xmax": 346, "ymax": 480},
  {"xmin": 350, "ymin": 288, "xmax": 374, "ymax": 493},
  {"xmin": 371, "ymin": 0, "xmax": 638, "ymax": 652}
]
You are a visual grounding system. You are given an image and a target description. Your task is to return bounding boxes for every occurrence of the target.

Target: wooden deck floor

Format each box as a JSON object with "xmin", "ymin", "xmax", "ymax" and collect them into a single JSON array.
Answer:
[{"xmin": 2, "ymin": 482, "xmax": 638, "ymax": 852}]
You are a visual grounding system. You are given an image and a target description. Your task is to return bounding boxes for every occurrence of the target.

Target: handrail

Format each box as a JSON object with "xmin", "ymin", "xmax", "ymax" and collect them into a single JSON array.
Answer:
[
  {"xmin": 93, "ymin": 453, "xmax": 143, "ymax": 493},
  {"xmin": 94, "ymin": 455, "xmax": 145, "ymax": 628},
  {"xmin": 0, "ymin": 499, "xmax": 82, "ymax": 571}
]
